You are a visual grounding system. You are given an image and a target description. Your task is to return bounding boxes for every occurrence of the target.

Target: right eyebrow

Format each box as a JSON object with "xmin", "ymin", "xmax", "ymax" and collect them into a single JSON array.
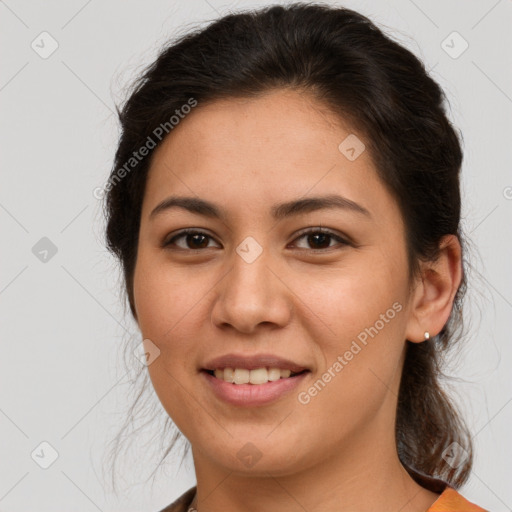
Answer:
[{"xmin": 149, "ymin": 194, "xmax": 372, "ymax": 221}]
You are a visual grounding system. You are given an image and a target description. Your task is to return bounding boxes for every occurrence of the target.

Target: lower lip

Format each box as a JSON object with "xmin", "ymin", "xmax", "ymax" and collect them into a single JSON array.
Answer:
[{"xmin": 201, "ymin": 370, "xmax": 309, "ymax": 407}]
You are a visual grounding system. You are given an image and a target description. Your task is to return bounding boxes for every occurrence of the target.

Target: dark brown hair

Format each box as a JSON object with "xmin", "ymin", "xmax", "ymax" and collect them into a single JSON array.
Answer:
[{"xmin": 103, "ymin": 1, "xmax": 474, "ymax": 492}]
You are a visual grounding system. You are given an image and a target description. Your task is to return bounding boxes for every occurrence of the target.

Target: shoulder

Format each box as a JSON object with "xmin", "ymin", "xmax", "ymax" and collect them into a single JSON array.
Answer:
[
  {"xmin": 427, "ymin": 487, "xmax": 489, "ymax": 512},
  {"xmin": 405, "ymin": 466, "xmax": 488, "ymax": 512},
  {"xmin": 154, "ymin": 482, "xmax": 489, "ymax": 512},
  {"xmin": 156, "ymin": 486, "xmax": 197, "ymax": 512}
]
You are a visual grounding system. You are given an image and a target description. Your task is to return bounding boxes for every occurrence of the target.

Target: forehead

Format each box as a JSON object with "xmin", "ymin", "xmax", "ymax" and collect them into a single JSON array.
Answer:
[
  {"xmin": 153, "ymin": 89, "xmax": 350, "ymax": 166},
  {"xmin": 142, "ymin": 89, "xmax": 400, "ymax": 228}
]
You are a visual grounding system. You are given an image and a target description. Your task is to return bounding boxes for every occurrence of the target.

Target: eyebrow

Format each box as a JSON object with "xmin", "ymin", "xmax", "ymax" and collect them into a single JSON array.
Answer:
[{"xmin": 149, "ymin": 194, "xmax": 372, "ymax": 221}]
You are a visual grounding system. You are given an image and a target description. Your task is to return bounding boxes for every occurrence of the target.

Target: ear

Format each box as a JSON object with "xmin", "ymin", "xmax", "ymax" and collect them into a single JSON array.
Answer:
[{"xmin": 405, "ymin": 234, "xmax": 462, "ymax": 343}]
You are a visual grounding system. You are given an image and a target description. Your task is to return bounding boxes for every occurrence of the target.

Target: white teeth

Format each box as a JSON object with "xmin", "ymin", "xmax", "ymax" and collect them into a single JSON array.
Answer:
[
  {"xmin": 267, "ymin": 368, "xmax": 282, "ymax": 381},
  {"xmin": 214, "ymin": 368, "xmax": 225, "ymax": 380},
  {"xmin": 234, "ymin": 368, "xmax": 250, "ymax": 384},
  {"xmin": 249, "ymin": 368, "xmax": 269, "ymax": 384},
  {"xmin": 211, "ymin": 367, "xmax": 297, "ymax": 384}
]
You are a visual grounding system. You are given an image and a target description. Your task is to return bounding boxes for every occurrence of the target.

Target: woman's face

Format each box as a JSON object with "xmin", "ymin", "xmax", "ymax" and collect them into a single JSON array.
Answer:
[{"xmin": 133, "ymin": 89, "xmax": 422, "ymax": 475}]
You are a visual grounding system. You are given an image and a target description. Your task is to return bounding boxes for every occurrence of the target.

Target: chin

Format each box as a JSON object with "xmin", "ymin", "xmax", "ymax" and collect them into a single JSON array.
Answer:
[{"xmin": 198, "ymin": 437, "xmax": 308, "ymax": 476}]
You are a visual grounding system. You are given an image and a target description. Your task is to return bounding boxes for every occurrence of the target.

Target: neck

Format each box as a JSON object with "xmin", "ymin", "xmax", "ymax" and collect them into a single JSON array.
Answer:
[{"xmin": 189, "ymin": 418, "xmax": 441, "ymax": 512}]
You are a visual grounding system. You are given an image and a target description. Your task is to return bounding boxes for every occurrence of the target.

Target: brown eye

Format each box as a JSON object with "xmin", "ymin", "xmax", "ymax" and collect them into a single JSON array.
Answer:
[
  {"xmin": 292, "ymin": 229, "xmax": 349, "ymax": 251},
  {"xmin": 163, "ymin": 228, "xmax": 350, "ymax": 252},
  {"xmin": 164, "ymin": 230, "xmax": 219, "ymax": 250}
]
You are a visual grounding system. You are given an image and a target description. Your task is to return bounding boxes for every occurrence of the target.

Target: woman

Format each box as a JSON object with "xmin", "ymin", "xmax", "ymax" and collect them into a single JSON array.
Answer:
[{"xmin": 103, "ymin": 3, "xmax": 488, "ymax": 511}]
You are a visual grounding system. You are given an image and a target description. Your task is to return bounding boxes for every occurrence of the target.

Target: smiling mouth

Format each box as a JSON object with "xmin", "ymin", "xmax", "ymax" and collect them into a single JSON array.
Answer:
[{"xmin": 203, "ymin": 368, "xmax": 309, "ymax": 385}]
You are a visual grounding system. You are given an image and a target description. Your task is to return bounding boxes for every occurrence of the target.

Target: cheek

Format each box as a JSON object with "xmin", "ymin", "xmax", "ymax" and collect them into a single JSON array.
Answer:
[
  {"xmin": 291, "ymin": 260, "xmax": 405, "ymax": 346},
  {"xmin": 132, "ymin": 254, "xmax": 211, "ymax": 362},
  {"xmin": 298, "ymin": 311, "xmax": 405, "ymax": 445},
  {"xmin": 133, "ymin": 257, "xmax": 206, "ymax": 431},
  {"xmin": 292, "ymin": 264, "xmax": 406, "ymax": 418},
  {"xmin": 133, "ymin": 251, "xmax": 202, "ymax": 337}
]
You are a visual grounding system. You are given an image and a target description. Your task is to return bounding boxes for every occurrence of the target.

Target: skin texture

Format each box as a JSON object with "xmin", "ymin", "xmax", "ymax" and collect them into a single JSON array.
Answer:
[{"xmin": 133, "ymin": 89, "xmax": 462, "ymax": 512}]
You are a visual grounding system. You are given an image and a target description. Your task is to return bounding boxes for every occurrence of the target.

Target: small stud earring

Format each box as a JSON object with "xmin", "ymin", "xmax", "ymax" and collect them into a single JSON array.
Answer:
[{"xmin": 424, "ymin": 331, "xmax": 430, "ymax": 341}]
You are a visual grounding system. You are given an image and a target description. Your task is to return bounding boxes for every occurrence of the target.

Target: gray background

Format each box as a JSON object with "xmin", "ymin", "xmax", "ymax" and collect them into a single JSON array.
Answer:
[{"xmin": 1, "ymin": 0, "xmax": 511, "ymax": 511}]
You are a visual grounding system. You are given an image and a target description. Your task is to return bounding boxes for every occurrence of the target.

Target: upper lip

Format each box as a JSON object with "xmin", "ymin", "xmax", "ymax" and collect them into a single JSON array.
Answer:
[{"xmin": 202, "ymin": 353, "xmax": 309, "ymax": 373}]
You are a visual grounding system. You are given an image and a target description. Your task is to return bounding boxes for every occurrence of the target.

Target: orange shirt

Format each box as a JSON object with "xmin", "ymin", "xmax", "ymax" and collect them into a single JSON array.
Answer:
[
  {"xmin": 427, "ymin": 487, "xmax": 487, "ymax": 511},
  {"xmin": 158, "ymin": 485, "xmax": 488, "ymax": 512}
]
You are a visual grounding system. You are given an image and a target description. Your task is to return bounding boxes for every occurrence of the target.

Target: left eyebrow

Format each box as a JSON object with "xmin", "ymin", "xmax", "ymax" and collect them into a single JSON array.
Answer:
[{"xmin": 149, "ymin": 194, "xmax": 372, "ymax": 221}]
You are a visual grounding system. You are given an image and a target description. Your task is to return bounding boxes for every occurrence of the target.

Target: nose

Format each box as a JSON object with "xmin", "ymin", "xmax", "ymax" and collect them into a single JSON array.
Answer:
[{"xmin": 210, "ymin": 244, "xmax": 293, "ymax": 334}]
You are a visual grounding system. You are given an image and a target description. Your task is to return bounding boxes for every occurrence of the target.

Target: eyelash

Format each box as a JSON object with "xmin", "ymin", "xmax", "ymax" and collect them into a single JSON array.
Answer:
[{"xmin": 162, "ymin": 227, "xmax": 350, "ymax": 253}]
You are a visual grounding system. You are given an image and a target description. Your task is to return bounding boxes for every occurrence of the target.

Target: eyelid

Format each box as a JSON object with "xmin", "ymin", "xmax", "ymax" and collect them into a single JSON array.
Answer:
[
  {"xmin": 163, "ymin": 226, "xmax": 352, "ymax": 252},
  {"xmin": 162, "ymin": 228, "xmax": 220, "ymax": 249},
  {"xmin": 290, "ymin": 227, "xmax": 351, "ymax": 250}
]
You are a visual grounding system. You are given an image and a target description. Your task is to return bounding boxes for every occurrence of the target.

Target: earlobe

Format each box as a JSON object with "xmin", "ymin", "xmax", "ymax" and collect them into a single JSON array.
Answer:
[{"xmin": 405, "ymin": 234, "xmax": 462, "ymax": 344}]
